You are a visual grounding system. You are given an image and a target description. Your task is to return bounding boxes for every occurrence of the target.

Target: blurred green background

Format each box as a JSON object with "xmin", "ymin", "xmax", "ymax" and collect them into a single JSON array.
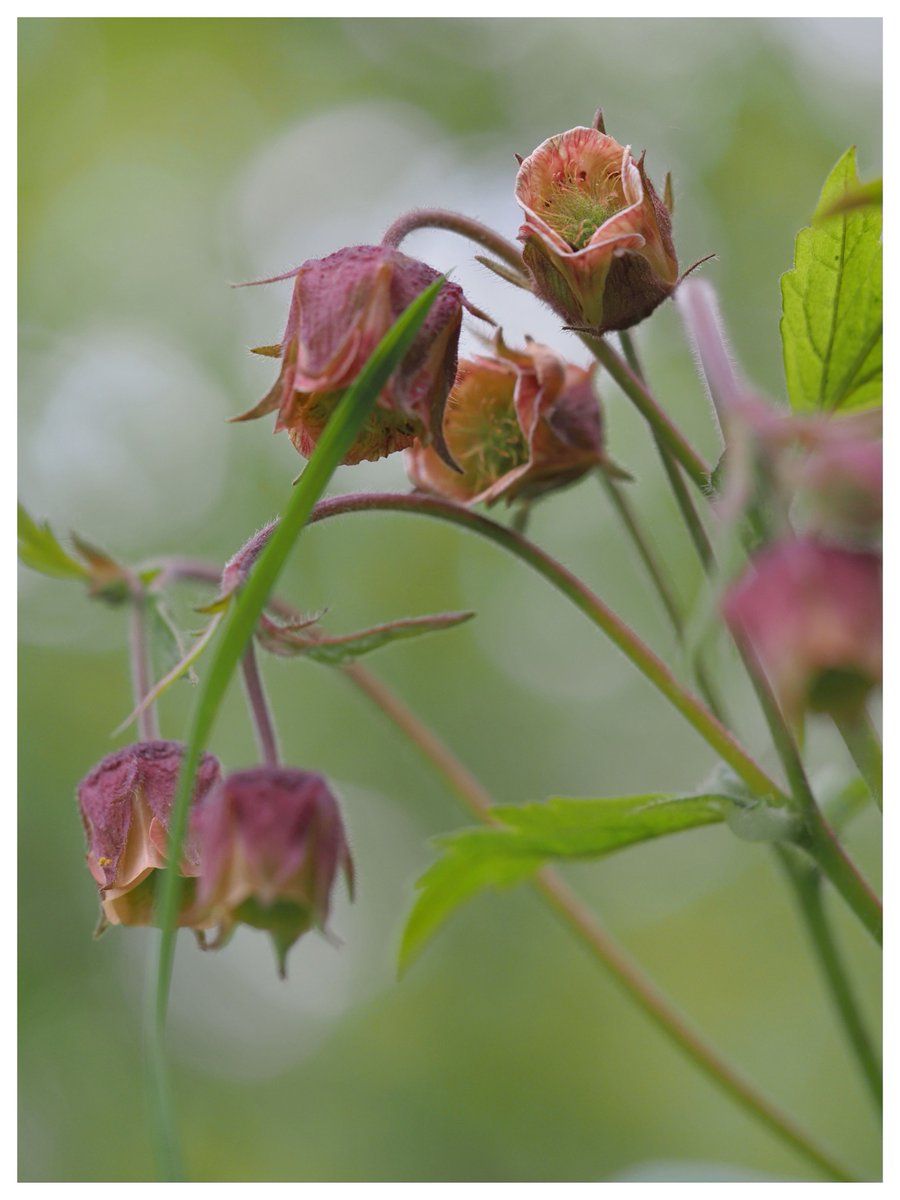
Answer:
[{"xmin": 19, "ymin": 18, "xmax": 882, "ymax": 1183}]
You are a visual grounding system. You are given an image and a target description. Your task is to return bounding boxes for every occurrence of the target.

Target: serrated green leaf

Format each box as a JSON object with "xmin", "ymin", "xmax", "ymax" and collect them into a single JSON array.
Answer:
[
  {"xmin": 781, "ymin": 148, "xmax": 882, "ymax": 413},
  {"xmin": 399, "ymin": 793, "xmax": 726, "ymax": 973},
  {"xmin": 259, "ymin": 610, "xmax": 475, "ymax": 664},
  {"xmin": 17, "ymin": 503, "xmax": 89, "ymax": 581}
]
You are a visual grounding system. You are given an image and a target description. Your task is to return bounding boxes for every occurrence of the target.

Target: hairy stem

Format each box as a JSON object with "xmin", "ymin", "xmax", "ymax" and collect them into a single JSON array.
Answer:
[
  {"xmin": 799, "ymin": 807, "xmax": 882, "ymax": 945},
  {"xmin": 382, "ymin": 208, "xmax": 527, "ymax": 277},
  {"xmin": 306, "ymin": 491, "xmax": 781, "ymax": 800},
  {"xmin": 619, "ymin": 330, "xmax": 716, "ymax": 567},
  {"xmin": 598, "ymin": 470, "xmax": 685, "ymax": 634},
  {"xmin": 622, "ymin": 316, "xmax": 882, "ymax": 1085},
  {"xmin": 730, "ymin": 610, "xmax": 881, "ymax": 946},
  {"xmin": 597, "ymin": 470, "xmax": 725, "ymax": 721},
  {"xmin": 241, "ymin": 642, "xmax": 280, "ymax": 767},
  {"xmin": 580, "ymin": 334, "xmax": 711, "ymax": 489},
  {"xmin": 128, "ymin": 578, "xmax": 160, "ymax": 741},
  {"xmin": 342, "ymin": 660, "xmax": 854, "ymax": 1182}
]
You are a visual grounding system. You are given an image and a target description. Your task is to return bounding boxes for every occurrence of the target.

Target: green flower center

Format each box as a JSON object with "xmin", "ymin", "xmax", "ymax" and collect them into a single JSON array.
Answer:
[
  {"xmin": 449, "ymin": 379, "xmax": 528, "ymax": 494},
  {"xmin": 541, "ymin": 168, "xmax": 626, "ymax": 250}
]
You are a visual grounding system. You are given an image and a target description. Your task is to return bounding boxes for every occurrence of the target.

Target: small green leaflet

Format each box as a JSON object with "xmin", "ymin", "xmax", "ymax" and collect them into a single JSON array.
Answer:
[
  {"xmin": 17, "ymin": 503, "xmax": 89, "ymax": 581},
  {"xmin": 781, "ymin": 147, "xmax": 882, "ymax": 413},
  {"xmin": 398, "ymin": 792, "xmax": 727, "ymax": 973},
  {"xmin": 257, "ymin": 610, "xmax": 475, "ymax": 664}
]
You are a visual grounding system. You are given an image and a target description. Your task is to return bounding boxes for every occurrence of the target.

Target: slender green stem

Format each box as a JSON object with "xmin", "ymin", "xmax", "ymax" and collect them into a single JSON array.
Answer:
[
  {"xmin": 775, "ymin": 846, "xmax": 882, "ymax": 1112},
  {"xmin": 655, "ymin": 433, "xmax": 716, "ymax": 564},
  {"xmin": 598, "ymin": 470, "xmax": 685, "ymax": 635},
  {"xmin": 618, "ymin": 324, "xmax": 882, "ymax": 1104},
  {"xmin": 619, "ymin": 331, "xmax": 715, "ymax": 569},
  {"xmin": 342, "ymin": 661, "xmax": 854, "ymax": 1182},
  {"xmin": 732, "ymin": 631, "xmax": 881, "ymax": 947},
  {"xmin": 834, "ymin": 709, "xmax": 883, "ymax": 812},
  {"xmin": 597, "ymin": 470, "xmax": 725, "ymax": 722},
  {"xmin": 241, "ymin": 642, "xmax": 280, "ymax": 767},
  {"xmin": 799, "ymin": 807, "xmax": 882, "ymax": 945},
  {"xmin": 581, "ymin": 334, "xmax": 711, "ymax": 489},
  {"xmin": 382, "ymin": 208, "xmax": 527, "ymax": 277},
  {"xmin": 146, "ymin": 279, "xmax": 446, "ymax": 1181},
  {"xmin": 306, "ymin": 491, "xmax": 782, "ymax": 801},
  {"xmin": 618, "ymin": 325, "xmax": 880, "ymax": 943},
  {"xmin": 533, "ymin": 870, "xmax": 852, "ymax": 1181},
  {"xmin": 127, "ymin": 576, "xmax": 159, "ymax": 742}
]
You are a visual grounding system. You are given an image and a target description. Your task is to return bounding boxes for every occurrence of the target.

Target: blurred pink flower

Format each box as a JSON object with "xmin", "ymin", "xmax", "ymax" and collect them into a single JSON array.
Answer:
[{"xmin": 723, "ymin": 538, "xmax": 882, "ymax": 723}]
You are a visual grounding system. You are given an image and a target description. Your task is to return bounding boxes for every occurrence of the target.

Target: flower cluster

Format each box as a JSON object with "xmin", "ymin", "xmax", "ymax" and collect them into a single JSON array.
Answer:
[
  {"xmin": 78, "ymin": 744, "xmax": 353, "ymax": 975},
  {"xmin": 237, "ymin": 118, "xmax": 678, "ymax": 507},
  {"xmin": 67, "ymin": 110, "xmax": 881, "ymax": 994}
]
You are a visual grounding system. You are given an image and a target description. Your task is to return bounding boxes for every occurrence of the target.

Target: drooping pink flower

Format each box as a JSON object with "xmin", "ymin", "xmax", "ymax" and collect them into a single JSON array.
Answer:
[
  {"xmin": 723, "ymin": 538, "xmax": 882, "ymax": 723},
  {"xmin": 515, "ymin": 126, "xmax": 678, "ymax": 334},
  {"xmin": 234, "ymin": 245, "xmax": 468, "ymax": 465},
  {"xmin": 77, "ymin": 741, "xmax": 222, "ymax": 928},
  {"xmin": 405, "ymin": 335, "xmax": 606, "ymax": 506},
  {"xmin": 193, "ymin": 767, "xmax": 354, "ymax": 976}
]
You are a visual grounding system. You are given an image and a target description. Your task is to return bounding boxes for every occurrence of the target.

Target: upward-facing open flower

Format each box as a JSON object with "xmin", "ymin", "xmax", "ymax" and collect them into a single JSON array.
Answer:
[
  {"xmin": 234, "ymin": 245, "xmax": 468, "ymax": 465},
  {"xmin": 405, "ymin": 335, "xmax": 607, "ymax": 506},
  {"xmin": 723, "ymin": 538, "xmax": 882, "ymax": 724},
  {"xmin": 77, "ymin": 741, "xmax": 222, "ymax": 929},
  {"xmin": 193, "ymin": 767, "xmax": 354, "ymax": 977},
  {"xmin": 516, "ymin": 126, "xmax": 678, "ymax": 334}
]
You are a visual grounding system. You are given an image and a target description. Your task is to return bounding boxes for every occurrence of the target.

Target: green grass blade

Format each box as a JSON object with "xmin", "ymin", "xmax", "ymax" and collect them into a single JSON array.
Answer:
[{"xmin": 147, "ymin": 273, "xmax": 447, "ymax": 1181}]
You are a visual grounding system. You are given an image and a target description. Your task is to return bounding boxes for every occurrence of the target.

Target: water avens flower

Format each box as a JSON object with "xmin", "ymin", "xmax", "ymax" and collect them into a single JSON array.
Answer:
[
  {"xmin": 193, "ymin": 767, "xmax": 354, "ymax": 977},
  {"xmin": 405, "ymin": 336, "xmax": 607, "ymax": 506},
  {"xmin": 234, "ymin": 245, "xmax": 468, "ymax": 465},
  {"xmin": 723, "ymin": 538, "xmax": 882, "ymax": 724},
  {"xmin": 516, "ymin": 126, "xmax": 678, "ymax": 334},
  {"xmin": 77, "ymin": 741, "xmax": 222, "ymax": 929}
]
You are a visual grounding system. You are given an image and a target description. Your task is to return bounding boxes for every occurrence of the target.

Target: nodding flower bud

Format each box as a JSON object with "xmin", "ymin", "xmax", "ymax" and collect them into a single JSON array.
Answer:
[
  {"xmin": 405, "ymin": 335, "xmax": 606, "ymax": 506},
  {"xmin": 234, "ymin": 245, "xmax": 467, "ymax": 466},
  {"xmin": 723, "ymin": 538, "xmax": 882, "ymax": 724},
  {"xmin": 77, "ymin": 741, "xmax": 222, "ymax": 929},
  {"xmin": 516, "ymin": 126, "xmax": 678, "ymax": 334},
  {"xmin": 193, "ymin": 768, "xmax": 354, "ymax": 977}
]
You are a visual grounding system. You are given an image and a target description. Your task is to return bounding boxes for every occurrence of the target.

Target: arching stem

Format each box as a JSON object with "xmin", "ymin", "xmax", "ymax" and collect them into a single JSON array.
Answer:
[
  {"xmin": 342, "ymin": 660, "xmax": 854, "ymax": 1182},
  {"xmin": 382, "ymin": 208, "xmax": 527, "ymax": 278}
]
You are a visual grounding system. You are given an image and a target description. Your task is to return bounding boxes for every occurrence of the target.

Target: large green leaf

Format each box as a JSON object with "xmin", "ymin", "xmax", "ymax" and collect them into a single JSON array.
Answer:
[
  {"xmin": 399, "ymin": 793, "xmax": 727, "ymax": 973},
  {"xmin": 781, "ymin": 148, "xmax": 882, "ymax": 412}
]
